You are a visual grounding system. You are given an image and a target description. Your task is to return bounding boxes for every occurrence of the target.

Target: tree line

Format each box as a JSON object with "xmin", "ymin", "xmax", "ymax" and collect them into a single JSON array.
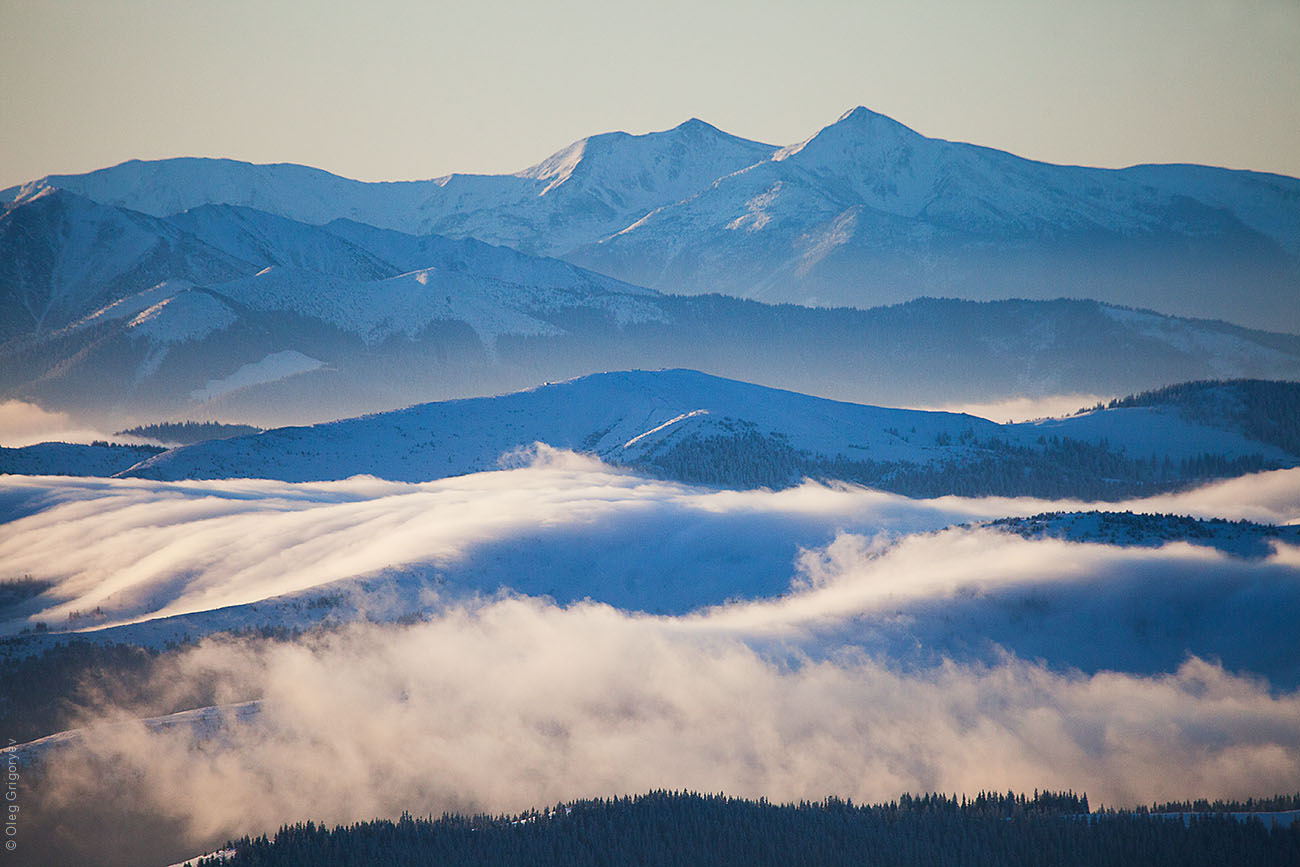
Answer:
[
  {"xmin": 197, "ymin": 789, "xmax": 1300, "ymax": 866},
  {"xmin": 632, "ymin": 424, "xmax": 1279, "ymax": 500}
]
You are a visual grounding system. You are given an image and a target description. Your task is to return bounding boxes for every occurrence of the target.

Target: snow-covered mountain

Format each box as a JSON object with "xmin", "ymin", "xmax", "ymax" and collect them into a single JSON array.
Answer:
[
  {"xmin": 571, "ymin": 108, "xmax": 1300, "ymax": 328},
  {"xmin": 1, "ymin": 118, "xmax": 777, "ymax": 260},
  {"xmin": 6, "ymin": 108, "xmax": 1296, "ymax": 330},
  {"xmin": 4, "ymin": 189, "xmax": 1300, "ymax": 427},
  {"xmin": 121, "ymin": 371, "xmax": 1299, "ymax": 499}
]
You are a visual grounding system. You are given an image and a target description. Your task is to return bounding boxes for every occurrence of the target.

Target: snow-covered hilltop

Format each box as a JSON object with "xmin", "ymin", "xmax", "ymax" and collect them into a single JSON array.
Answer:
[
  {"xmin": 6, "ymin": 107, "xmax": 1297, "ymax": 330},
  {"xmin": 119, "ymin": 371, "xmax": 1300, "ymax": 500}
]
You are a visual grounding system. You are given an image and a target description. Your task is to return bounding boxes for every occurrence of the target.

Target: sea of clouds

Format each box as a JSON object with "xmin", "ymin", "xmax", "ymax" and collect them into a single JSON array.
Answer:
[{"xmin": 4, "ymin": 452, "xmax": 1299, "ymax": 859}]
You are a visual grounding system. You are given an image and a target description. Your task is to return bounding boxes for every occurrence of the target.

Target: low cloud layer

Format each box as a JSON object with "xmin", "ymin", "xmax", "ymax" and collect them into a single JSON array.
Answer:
[
  {"xmin": 9, "ymin": 457, "xmax": 1300, "ymax": 860},
  {"xmin": 3, "ymin": 455, "xmax": 1297, "ymax": 631},
  {"xmin": 35, "ymin": 601, "xmax": 1300, "ymax": 854},
  {"xmin": 911, "ymin": 392, "xmax": 1110, "ymax": 423},
  {"xmin": 0, "ymin": 400, "xmax": 119, "ymax": 448}
]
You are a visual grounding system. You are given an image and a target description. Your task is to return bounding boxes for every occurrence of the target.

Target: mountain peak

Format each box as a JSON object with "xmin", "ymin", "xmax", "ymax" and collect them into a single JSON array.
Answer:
[
  {"xmin": 834, "ymin": 105, "xmax": 889, "ymax": 124},
  {"xmin": 774, "ymin": 106, "xmax": 924, "ymax": 162},
  {"xmin": 515, "ymin": 119, "xmax": 775, "ymax": 200},
  {"xmin": 833, "ymin": 106, "xmax": 922, "ymax": 134},
  {"xmin": 670, "ymin": 117, "xmax": 725, "ymax": 136}
]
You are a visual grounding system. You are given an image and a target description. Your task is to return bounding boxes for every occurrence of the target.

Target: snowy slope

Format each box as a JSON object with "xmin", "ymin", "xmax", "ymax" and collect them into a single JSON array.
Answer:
[
  {"xmin": 321, "ymin": 218, "xmax": 656, "ymax": 296},
  {"xmin": 117, "ymin": 369, "xmax": 997, "ymax": 482},
  {"xmin": 166, "ymin": 204, "xmax": 397, "ymax": 280},
  {"xmin": 5, "ymin": 176, "xmax": 1299, "ymax": 427},
  {"xmin": 1, "ymin": 157, "xmax": 441, "ymax": 231},
  {"xmin": 0, "ymin": 199, "xmax": 678, "ymax": 423},
  {"xmin": 121, "ymin": 370, "xmax": 1298, "ymax": 489},
  {"xmin": 1118, "ymin": 163, "xmax": 1300, "ymax": 255},
  {"xmin": 481, "ymin": 118, "xmax": 779, "ymax": 254},
  {"xmin": 0, "ymin": 442, "xmax": 164, "ymax": 477}
]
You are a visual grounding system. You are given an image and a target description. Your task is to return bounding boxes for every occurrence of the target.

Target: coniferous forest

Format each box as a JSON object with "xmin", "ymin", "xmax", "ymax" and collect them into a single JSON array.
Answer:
[{"xmin": 199, "ymin": 790, "xmax": 1300, "ymax": 867}]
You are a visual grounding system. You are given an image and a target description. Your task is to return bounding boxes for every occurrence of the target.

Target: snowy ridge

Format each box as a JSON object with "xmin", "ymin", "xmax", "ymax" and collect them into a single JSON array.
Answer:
[
  {"xmin": 127, "ymin": 289, "xmax": 237, "ymax": 345},
  {"xmin": 0, "ymin": 188, "xmax": 246, "ymax": 339},
  {"xmin": 190, "ymin": 350, "xmax": 324, "ymax": 401},
  {"xmin": 3, "ymin": 119, "xmax": 778, "ymax": 260},
  {"xmin": 0, "ymin": 192, "xmax": 686, "ymax": 422},
  {"xmin": 167, "ymin": 204, "xmax": 396, "ymax": 280},
  {"xmin": 0, "ymin": 442, "xmax": 164, "ymax": 476},
  {"xmin": 571, "ymin": 108, "xmax": 1300, "ymax": 328},
  {"xmin": 6, "ymin": 110, "xmax": 1296, "ymax": 329},
  {"xmin": 121, "ymin": 369, "xmax": 1298, "ymax": 487},
  {"xmin": 119, "ymin": 369, "xmax": 1007, "ymax": 483}
]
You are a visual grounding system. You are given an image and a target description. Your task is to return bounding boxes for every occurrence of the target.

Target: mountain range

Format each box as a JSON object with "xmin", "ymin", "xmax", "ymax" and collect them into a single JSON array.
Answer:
[
  {"xmin": 6, "ymin": 108, "xmax": 1297, "ymax": 331},
  {"xmin": 3, "ymin": 186, "xmax": 1299, "ymax": 427}
]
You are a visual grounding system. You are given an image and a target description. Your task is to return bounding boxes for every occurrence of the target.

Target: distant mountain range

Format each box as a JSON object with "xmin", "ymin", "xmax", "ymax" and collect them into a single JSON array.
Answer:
[
  {"xmin": 120, "ymin": 371, "xmax": 1300, "ymax": 499},
  {"xmin": 3, "ymin": 188, "xmax": 1299, "ymax": 427},
  {"xmin": 6, "ymin": 108, "xmax": 1297, "ymax": 331}
]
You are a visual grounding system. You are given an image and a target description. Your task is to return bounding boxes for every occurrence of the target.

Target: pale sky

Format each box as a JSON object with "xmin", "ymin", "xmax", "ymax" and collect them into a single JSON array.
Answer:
[{"xmin": 1, "ymin": 0, "xmax": 1298, "ymax": 191}]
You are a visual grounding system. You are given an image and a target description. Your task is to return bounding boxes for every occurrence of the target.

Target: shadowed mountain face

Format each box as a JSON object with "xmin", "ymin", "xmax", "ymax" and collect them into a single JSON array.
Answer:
[
  {"xmin": 0, "ymin": 189, "xmax": 247, "ymax": 341},
  {"xmin": 6, "ymin": 108, "xmax": 1298, "ymax": 331}
]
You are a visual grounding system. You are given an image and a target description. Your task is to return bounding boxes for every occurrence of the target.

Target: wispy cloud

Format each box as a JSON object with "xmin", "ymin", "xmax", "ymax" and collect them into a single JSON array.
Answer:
[
  {"xmin": 908, "ymin": 392, "xmax": 1110, "ymax": 423},
  {"xmin": 0, "ymin": 400, "xmax": 120, "ymax": 447},
  {"xmin": 3, "ymin": 457, "xmax": 1297, "ymax": 630},
  {"xmin": 35, "ymin": 604, "xmax": 1300, "ymax": 852}
]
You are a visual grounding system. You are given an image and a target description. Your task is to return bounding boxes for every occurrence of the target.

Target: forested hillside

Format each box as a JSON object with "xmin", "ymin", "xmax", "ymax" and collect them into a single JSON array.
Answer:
[
  {"xmin": 115, "ymin": 420, "xmax": 264, "ymax": 445},
  {"xmin": 635, "ymin": 422, "xmax": 1280, "ymax": 498},
  {"xmin": 0, "ymin": 442, "xmax": 164, "ymax": 476},
  {"xmin": 1101, "ymin": 380, "xmax": 1300, "ymax": 455}
]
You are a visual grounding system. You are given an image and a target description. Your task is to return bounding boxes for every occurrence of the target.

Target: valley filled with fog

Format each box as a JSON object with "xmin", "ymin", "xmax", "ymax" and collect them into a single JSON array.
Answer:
[{"xmin": 4, "ymin": 454, "xmax": 1299, "ymax": 862}]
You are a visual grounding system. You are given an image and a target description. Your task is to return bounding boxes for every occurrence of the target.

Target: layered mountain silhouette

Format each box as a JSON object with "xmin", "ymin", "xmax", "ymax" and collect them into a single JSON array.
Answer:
[{"xmin": 2, "ymin": 187, "xmax": 1299, "ymax": 426}]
